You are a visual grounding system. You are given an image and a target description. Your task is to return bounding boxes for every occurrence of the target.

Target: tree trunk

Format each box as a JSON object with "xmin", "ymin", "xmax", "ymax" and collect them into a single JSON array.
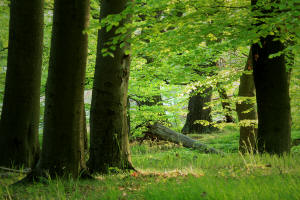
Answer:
[
  {"xmin": 251, "ymin": 0, "xmax": 291, "ymax": 155},
  {"xmin": 217, "ymin": 86, "xmax": 234, "ymax": 123},
  {"xmin": 88, "ymin": 0, "xmax": 134, "ymax": 173},
  {"xmin": 236, "ymin": 49, "xmax": 258, "ymax": 153},
  {"xmin": 36, "ymin": 0, "xmax": 90, "ymax": 178},
  {"xmin": 182, "ymin": 87, "xmax": 216, "ymax": 134},
  {"xmin": 80, "ymin": 103, "xmax": 88, "ymax": 170},
  {"xmin": 252, "ymin": 36, "xmax": 291, "ymax": 154},
  {"xmin": 127, "ymin": 96, "xmax": 131, "ymax": 137},
  {"xmin": 148, "ymin": 123, "xmax": 223, "ymax": 155},
  {"xmin": 0, "ymin": 0, "xmax": 43, "ymax": 168}
]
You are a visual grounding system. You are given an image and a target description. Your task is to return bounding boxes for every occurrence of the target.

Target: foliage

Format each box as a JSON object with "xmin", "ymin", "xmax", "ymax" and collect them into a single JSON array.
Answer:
[
  {"xmin": 290, "ymin": 57, "xmax": 300, "ymax": 130},
  {"xmin": 0, "ymin": 0, "xmax": 9, "ymax": 106},
  {"xmin": 85, "ymin": 0, "xmax": 299, "ymax": 134},
  {"xmin": 0, "ymin": 0, "xmax": 298, "ymax": 134}
]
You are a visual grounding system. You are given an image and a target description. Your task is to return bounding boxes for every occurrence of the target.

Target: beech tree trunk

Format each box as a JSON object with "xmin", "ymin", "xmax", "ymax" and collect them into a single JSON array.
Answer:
[
  {"xmin": 149, "ymin": 123, "xmax": 223, "ymax": 155},
  {"xmin": 36, "ymin": 0, "xmax": 90, "ymax": 177},
  {"xmin": 88, "ymin": 0, "xmax": 134, "ymax": 173},
  {"xmin": 251, "ymin": 0, "xmax": 291, "ymax": 155},
  {"xmin": 236, "ymin": 49, "xmax": 258, "ymax": 153},
  {"xmin": 182, "ymin": 87, "xmax": 216, "ymax": 134},
  {"xmin": 0, "ymin": 0, "xmax": 43, "ymax": 168},
  {"xmin": 252, "ymin": 37, "xmax": 291, "ymax": 155}
]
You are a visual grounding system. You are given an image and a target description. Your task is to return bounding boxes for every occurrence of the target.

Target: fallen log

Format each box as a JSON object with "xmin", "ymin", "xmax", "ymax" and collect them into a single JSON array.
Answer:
[
  {"xmin": 147, "ymin": 123, "xmax": 224, "ymax": 155},
  {"xmin": 0, "ymin": 166, "xmax": 31, "ymax": 174}
]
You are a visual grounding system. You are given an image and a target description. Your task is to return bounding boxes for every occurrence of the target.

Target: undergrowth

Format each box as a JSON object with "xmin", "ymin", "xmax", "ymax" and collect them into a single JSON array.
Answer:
[{"xmin": 1, "ymin": 128, "xmax": 300, "ymax": 200}]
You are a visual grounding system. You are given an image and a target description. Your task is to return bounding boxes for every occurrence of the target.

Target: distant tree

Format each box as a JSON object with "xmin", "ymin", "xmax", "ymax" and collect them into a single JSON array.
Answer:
[
  {"xmin": 251, "ymin": 0, "xmax": 291, "ymax": 154},
  {"xmin": 182, "ymin": 87, "xmax": 216, "ymax": 134},
  {"xmin": 217, "ymin": 86, "xmax": 234, "ymax": 123},
  {"xmin": 88, "ymin": 0, "xmax": 134, "ymax": 173},
  {"xmin": 33, "ymin": 0, "xmax": 90, "ymax": 177},
  {"xmin": 0, "ymin": 0, "xmax": 44, "ymax": 168},
  {"xmin": 236, "ymin": 49, "xmax": 257, "ymax": 153}
]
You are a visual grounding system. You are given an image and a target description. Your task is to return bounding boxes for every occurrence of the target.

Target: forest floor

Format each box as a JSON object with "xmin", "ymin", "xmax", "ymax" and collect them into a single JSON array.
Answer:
[{"xmin": 1, "ymin": 128, "xmax": 300, "ymax": 200}]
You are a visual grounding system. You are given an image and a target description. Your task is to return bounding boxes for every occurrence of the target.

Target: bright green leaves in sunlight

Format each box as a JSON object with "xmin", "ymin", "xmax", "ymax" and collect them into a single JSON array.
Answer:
[
  {"xmin": 0, "ymin": 0, "xmax": 9, "ymax": 104},
  {"xmin": 83, "ymin": 0, "xmax": 299, "ymax": 135}
]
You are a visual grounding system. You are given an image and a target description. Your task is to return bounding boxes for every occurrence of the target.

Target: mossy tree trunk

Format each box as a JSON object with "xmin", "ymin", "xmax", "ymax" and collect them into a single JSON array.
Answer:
[
  {"xmin": 36, "ymin": 0, "xmax": 90, "ymax": 178},
  {"xmin": 182, "ymin": 87, "xmax": 216, "ymax": 134},
  {"xmin": 0, "ymin": 0, "xmax": 43, "ymax": 168},
  {"xmin": 236, "ymin": 49, "xmax": 257, "ymax": 153},
  {"xmin": 88, "ymin": 0, "xmax": 134, "ymax": 173}
]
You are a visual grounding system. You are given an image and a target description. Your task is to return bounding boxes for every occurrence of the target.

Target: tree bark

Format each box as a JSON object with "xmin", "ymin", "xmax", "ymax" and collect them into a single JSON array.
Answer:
[
  {"xmin": 88, "ymin": 0, "xmax": 134, "ymax": 173},
  {"xmin": 0, "ymin": 0, "xmax": 43, "ymax": 168},
  {"xmin": 252, "ymin": 36, "xmax": 291, "ymax": 155},
  {"xmin": 148, "ymin": 123, "xmax": 223, "ymax": 155},
  {"xmin": 182, "ymin": 87, "xmax": 216, "ymax": 134},
  {"xmin": 80, "ymin": 103, "xmax": 88, "ymax": 170},
  {"xmin": 251, "ymin": 0, "xmax": 291, "ymax": 155},
  {"xmin": 236, "ymin": 49, "xmax": 258, "ymax": 153},
  {"xmin": 36, "ymin": 0, "xmax": 90, "ymax": 178}
]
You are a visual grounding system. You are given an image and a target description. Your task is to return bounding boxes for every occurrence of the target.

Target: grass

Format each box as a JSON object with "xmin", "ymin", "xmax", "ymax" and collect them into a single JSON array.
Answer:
[{"xmin": 1, "ymin": 128, "xmax": 300, "ymax": 200}]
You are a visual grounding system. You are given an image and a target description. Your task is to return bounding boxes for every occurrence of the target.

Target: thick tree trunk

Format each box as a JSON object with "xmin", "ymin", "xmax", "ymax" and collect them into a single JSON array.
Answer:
[
  {"xmin": 251, "ymin": 0, "xmax": 291, "ymax": 155},
  {"xmin": 252, "ymin": 36, "xmax": 291, "ymax": 154},
  {"xmin": 182, "ymin": 87, "xmax": 216, "ymax": 134},
  {"xmin": 236, "ymin": 49, "xmax": 258, "ymax": 153},
  {"xmin": 148, "ymin": 123, "xmax": 223, "ymax": 155},
  {"xmin": 88, "ymin": 0, "xmax": 134, "ymax": 173},
  {"xmin": 0, "ymin": 0, "xmax": 43, "ymax": 168},
  {"xmin": 36, "ymin": 0, "xmax": 90, "ymax": 178}
]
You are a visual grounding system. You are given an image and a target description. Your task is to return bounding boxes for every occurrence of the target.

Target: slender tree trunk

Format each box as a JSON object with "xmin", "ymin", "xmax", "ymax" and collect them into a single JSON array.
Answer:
[
  {"xmin": 88, "ymin": 0, "xmax": 134, "ymax": 173},
  {"xmin": 251, "ymin": 0, "xmax": 291, "ymax": 155},
  {"xmin": 136, "ymin": 57, "xmax": 163, "ymax": 107},
  {"xmin": 0, "ymin": 0, "xmax": 43, "ymax": 168},
  {"xmin": 217, "ymin": 86, "xmax": 234, "ymax": 123},
  {"xmin": 35, "ymin": 0, "xmax": 90, "ymax": 177},
  {"xmin": 127, "ymin": 96, "xmax": 131, "ymax": 137},
  {"xmin": 236, "ymin": 49, "xmax": 258, "ymax": 153},
  {"xmin": 182, "ymin": 87, "xmax": 216, "ymax": 134},
  {"xmin": 80, "ymin": 103, "xmax": 88, "ymax": 170}
]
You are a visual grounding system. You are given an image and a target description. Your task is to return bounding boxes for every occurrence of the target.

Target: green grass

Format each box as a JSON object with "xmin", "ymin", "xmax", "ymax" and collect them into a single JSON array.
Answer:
[{"xmin": 1, "ymin": 128, "xmax": 300, "ymax": 200}]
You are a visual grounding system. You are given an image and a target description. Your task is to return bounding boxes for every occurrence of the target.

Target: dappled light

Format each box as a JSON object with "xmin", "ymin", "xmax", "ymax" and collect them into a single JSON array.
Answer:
[{"xmin": 0, "ymin": 0, "xmax": 299, "ymax": 199}]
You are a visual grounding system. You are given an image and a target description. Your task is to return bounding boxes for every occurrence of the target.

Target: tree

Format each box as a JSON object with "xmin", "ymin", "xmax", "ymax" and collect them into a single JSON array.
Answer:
[
  {"xmin": 88, "ymin": 0, "xmax": 134, "ymax": 173},
  {"xmin": 33, "ymin": 0, "xmax": 90, "ymax": 177},
  {"xmin": 251, "ymin": 0, "xmax": 291, "ymax": 154},
  {"xmin": 182, "ymin": 87, "xmax": 216, "ymax": 134},
  {"xmin": 217, "ymin": 86, "xmax": 234, "ymax": 123},
  {"xmin": 236, "ymin": 49, "xmax": 257, "ymax": 153},
  {"xmin": 0, "ymin": 0, "xmax": 43, "ymax": 168}
]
